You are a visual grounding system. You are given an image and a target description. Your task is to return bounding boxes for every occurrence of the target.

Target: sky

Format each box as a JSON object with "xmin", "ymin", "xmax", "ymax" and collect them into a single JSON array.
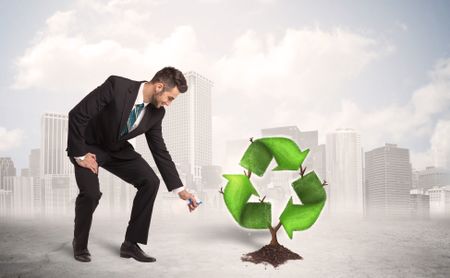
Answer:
[{"xmin": 0, "ymin": 0, "xmax": 449, "ymax": 171}]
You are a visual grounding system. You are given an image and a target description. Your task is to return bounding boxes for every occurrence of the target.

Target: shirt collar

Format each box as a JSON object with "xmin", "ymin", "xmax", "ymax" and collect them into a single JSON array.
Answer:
[{"xmin": 136, "ymin": 82, "xmax": 150, "ymax": 107}]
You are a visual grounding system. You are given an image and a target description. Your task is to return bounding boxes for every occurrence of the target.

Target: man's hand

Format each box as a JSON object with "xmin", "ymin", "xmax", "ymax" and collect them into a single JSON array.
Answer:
[
  {"xmin": 76, "ymin": 152, "xmax": 98, "ymax": 174},
  {"xmin": 177, "ymin": 189, "xmax": 199, "ymax": 212}
]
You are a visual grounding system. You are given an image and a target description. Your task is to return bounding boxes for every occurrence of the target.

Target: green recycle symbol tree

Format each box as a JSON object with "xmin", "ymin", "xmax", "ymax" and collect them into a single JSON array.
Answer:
[{"xmin": 221, "ymin": 137, "xmax": 327, "ymax": 259}]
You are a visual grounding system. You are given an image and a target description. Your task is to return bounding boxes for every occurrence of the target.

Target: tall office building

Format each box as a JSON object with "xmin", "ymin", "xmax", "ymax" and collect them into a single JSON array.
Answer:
[
  {"xmin": 42, "ymin": 174, "xmax": 77, "ymax": 216},
  {"xmin": 21, "ymin": 169, "xmax": 30, "ymax": 177},
  {"xmin": 326, "ymin": 128, "xmax": 364, "ymax": 218},
  {"xmin": 0, "ymin": 158, "xmax": 16, "ymax": 217},
  {"xmin": 41, "ymin": 113, "xmax": 72, "ymax": 176},
  {"xmin": 312, "ymin": 144, "xmax": 326, "ymax": 182},
  {"xmin": 41, "ymin": 112, "xmax": 74, "ymax": 214},
  {"xmin": 28, "ymin": 149, "xmax": 42, "ymax": 214},
  {"xmin": 411, "ymin": 169, "xmax": 420, "ymax": 189},
  {"xmin": 0, "ymin": 157, "xmax": 16, "ymax": 190},
  {"xmin": 0, "ymin": 189, "xmax": 12, "ymax": 218},
  {"xmin": 3, "ymin": 176, "xmax": 34, "ymax": 216},
  {"xmin": 137, "ymin": 71, "xmax": 213, "ymax": 190},
  {"xmin": 365, "ymin": 143, "xmax": 412, "ymax": 218},
  {"xmin": 29, "ymin": 149, "xmax": 40, "ymax": 178}
]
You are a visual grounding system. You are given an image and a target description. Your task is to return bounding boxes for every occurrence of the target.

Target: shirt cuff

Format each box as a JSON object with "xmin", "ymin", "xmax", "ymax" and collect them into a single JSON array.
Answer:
[
  {"xmin": 173, "ymin": 186, "xmax": 186, "ymax": 195},
  {"xmin": 74, "ymin": 155, "xmax": 86, "ymax": 161}
]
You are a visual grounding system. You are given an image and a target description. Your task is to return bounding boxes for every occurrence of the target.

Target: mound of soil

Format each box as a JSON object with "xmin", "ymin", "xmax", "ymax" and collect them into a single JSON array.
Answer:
[{"xmin": 241, "ymin": 243, "xmax": 303, "ymax": 268}]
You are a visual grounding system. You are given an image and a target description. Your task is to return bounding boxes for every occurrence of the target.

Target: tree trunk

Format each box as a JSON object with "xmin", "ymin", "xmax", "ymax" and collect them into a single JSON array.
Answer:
[{"xmin": 269, "ymin": 222, "xmax": 282, "ymax": 246}]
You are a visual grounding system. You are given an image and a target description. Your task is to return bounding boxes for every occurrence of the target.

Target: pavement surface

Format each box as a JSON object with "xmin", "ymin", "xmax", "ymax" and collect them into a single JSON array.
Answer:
[{"xmin": 1, "ymin": 204, "xmax": 450, "ymax": 278}]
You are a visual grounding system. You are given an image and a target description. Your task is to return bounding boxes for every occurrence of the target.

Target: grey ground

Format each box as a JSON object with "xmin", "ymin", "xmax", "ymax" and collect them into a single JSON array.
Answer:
[{"xmin": 1, "ymin": 202, "xmax": 450, "ymax": 278}]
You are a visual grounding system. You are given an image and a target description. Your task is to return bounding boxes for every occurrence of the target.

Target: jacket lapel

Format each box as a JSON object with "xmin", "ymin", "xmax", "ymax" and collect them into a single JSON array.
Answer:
[
  {"xmin": 118, "ymin": 81, "xmax": 142, "ymax": 140},
  {"xmin": 118, "ymin": 80, "xmax": 156, "ymax": 141}
]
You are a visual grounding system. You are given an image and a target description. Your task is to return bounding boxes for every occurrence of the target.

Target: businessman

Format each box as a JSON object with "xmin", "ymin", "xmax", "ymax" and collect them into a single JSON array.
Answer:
[{"xmin": 66, "ymin": 67, "xmax": 199, "ymax": 263}]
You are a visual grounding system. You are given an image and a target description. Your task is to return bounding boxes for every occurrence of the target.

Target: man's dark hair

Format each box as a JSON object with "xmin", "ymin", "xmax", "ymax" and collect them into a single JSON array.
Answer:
[{"xmin": 150, "ymin": 66, "xmax": 188, "ymax": 93}]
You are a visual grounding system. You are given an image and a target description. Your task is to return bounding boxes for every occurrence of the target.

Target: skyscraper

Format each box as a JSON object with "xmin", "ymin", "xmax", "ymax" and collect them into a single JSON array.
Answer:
[
  {"xmin": 411, "ymin": 169, "xmax": 420, "ymax": 189},
  {"xmin": 0, "ymin": 157, "xmax": 16, "ymax": 217},
  {"xmin": 41, "ymin": 112, "xmax": 74, "ymax": 214},
  {"xmin": 365, "ymin": 143, "xmax": 412, "ymax": 218},
  {"xmin": 28, "ymin": 149, "xmax": 42, "ymax": 214},
  {"xmin": 326, "ymin": 128, "xmax": 364, "ymax": 218},
  {"xmin": 0, "ymin": 189, "xmax": 12, "ymax": 218},
  {"xmin": 41, "ymin": 113, "xmax": 72, "ymax": 176},
  {"xmin": 0, "ymin": 157, "xmax": 16, "ymax": 190},
  {"xmin": 3, "ymin": 176, "xmax": 34, "ymax": 217},
  {"xmin": 29, "ymin": 149, "xmax": 40, "ymax": 177}
]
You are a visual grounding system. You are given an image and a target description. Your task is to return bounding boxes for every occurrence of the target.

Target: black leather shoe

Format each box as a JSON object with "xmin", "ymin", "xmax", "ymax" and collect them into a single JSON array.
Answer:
[
  {"xmin": 120, "ymin": 241, "xmax": 156, "ymax": 262},
  {"xmin": 72, "ymin": 239, "xmax": 91, "ymax": 262}
]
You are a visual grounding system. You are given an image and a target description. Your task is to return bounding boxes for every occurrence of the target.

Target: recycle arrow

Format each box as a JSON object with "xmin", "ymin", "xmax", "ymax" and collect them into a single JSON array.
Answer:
[
  {"xmin": 279, "ymin": 171, "xmax": 327, "ymax": 239},
  {"xmin": 239, "ymin": 137, "xmax": 310, "ymax": 176},
  {"xmin": 222, "ymin": 174, "xmax": 271, "ymax": 229},
  {"xmin": 222, "ymin": 137, "xmax": 327, "ymax": 239}
]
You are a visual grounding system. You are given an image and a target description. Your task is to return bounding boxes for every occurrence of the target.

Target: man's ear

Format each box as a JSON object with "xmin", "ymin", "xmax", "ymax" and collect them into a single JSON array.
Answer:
[{"xmin": 156, "ymin": 82, "xmax": 165, "ymax": 93}]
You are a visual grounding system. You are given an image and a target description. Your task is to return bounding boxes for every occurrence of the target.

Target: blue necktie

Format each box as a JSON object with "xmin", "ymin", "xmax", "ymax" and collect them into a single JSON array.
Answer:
[{"xmin": 120, "ymin": 103, "xmax": 145, "ymax": 137}]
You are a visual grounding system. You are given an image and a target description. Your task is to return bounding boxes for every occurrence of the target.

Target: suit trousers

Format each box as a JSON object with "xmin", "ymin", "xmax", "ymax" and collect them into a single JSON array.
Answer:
[{"xmin": 68, "ymin": 144, "xmax": 160, "ymax": 249}]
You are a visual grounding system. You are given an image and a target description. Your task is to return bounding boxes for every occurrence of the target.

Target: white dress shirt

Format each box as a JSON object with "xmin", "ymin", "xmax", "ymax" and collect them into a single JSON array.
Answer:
[{"xmin": 73, "ymin": 82, "xmax": 185, "ymax": 195}]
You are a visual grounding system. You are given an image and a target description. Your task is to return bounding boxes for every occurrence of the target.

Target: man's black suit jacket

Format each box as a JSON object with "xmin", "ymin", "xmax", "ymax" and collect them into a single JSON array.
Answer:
[{"xmin": 66, "ymin": 75, "xmax": 183, "ymax": 192}]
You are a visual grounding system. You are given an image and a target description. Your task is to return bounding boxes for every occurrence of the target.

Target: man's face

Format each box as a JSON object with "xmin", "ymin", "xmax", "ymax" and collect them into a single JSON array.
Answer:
[{"xmin": 152, "ymin": 83, "xmax": 180, "ymax": 108}]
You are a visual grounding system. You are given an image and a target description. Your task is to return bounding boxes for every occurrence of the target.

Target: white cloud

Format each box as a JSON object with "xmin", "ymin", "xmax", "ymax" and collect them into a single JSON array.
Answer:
[
  {"xmin": 431, "ymin": 119, "xmax": 450, "ymax": 168},
  {"xmin": 409, "ymin": 117, "xmax": 450, "ymax": 171},
  {"xmin": 213, "ymin": 27, "xmax": 380, "ymax": 103},
  {"xmin": 0, "ymin": 127, "xmax": 25, "ymax": 152},
  {"xmin": 12, "ymin": 25, "xmax": 204, "ymax": 93},
  {"xmin": 410, "ymin": 149, "xmax": 433, "ymax": 171},
  {"xmin": 12, "ymin": 0, "xmax": 206, "ymax": 93}
]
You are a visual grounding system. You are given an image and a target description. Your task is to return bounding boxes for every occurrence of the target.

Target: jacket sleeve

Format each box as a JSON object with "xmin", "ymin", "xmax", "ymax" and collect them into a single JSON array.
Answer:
[
  {"xmin": 144, "ymin": 110, "xmax": 184, "ymax": 192},
  {"xmin": 67, "ymin": 76, "xmax": 114, "ymax": 157}
]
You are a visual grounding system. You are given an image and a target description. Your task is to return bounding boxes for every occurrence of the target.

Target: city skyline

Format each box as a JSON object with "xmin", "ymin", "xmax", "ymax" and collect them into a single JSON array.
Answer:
[{"xmin": 1, "ymin": 115, "xmax": 450, "ymax": 218}]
